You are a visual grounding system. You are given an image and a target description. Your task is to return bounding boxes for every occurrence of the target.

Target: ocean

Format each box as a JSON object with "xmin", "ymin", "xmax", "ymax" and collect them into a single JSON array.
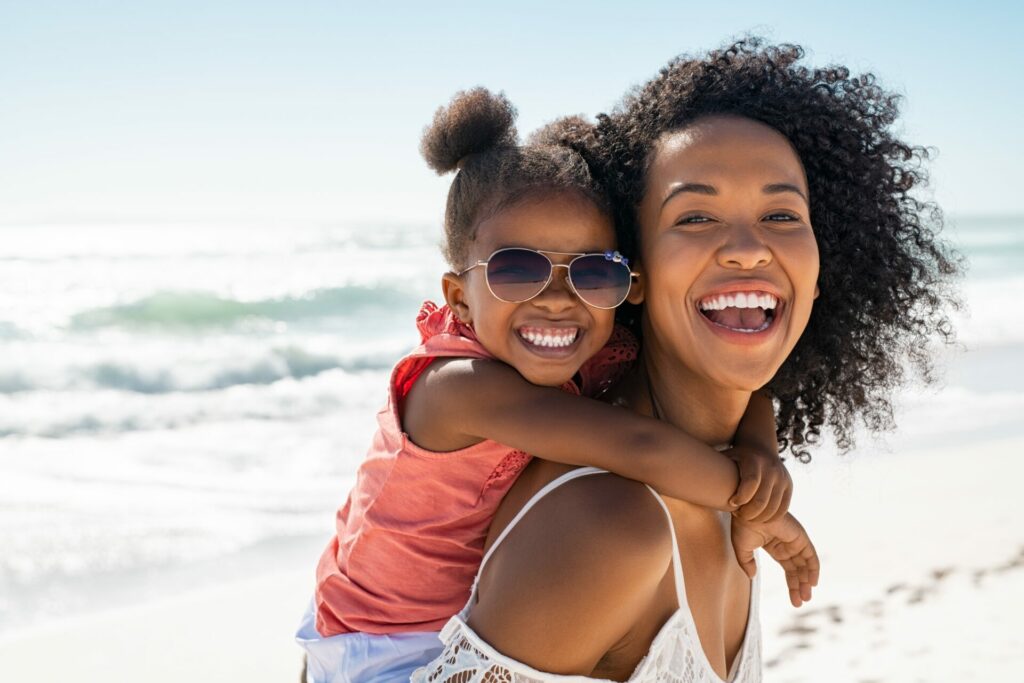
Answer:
[{"xmin": 0, "ymin": 216, "xmax": 1021, "ymax": 635}]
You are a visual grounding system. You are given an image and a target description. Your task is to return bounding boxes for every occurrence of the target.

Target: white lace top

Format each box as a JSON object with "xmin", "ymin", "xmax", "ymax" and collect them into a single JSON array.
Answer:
[{"xmin": 411, "ymin": 467, "xmax": 762, "ymax": 683}]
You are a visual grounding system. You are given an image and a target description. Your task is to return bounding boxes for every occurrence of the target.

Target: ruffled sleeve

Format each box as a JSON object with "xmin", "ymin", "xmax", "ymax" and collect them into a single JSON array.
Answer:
[
  {"xmin": 394, "ymin": 302, "xmax": 489, "ymax": 404},
  {"xmin": 416, "ymin": 301, "xmax": 477, "ymax": 344},
  {"xmin": 576, "ymin": 324, "xmax": 639, "ymax": 398}
]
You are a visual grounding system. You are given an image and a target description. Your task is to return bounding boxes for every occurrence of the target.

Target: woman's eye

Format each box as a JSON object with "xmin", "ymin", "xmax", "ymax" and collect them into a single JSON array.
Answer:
[{"xmin": 763, "ymin": 212, "xmax": 798, "ymax": 222}]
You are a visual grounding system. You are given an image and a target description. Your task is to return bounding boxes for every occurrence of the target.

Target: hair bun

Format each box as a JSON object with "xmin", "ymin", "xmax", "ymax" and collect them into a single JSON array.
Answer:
[{"xmin": 420, "ymin": 88, "xmax": 518, "ymax": 174}]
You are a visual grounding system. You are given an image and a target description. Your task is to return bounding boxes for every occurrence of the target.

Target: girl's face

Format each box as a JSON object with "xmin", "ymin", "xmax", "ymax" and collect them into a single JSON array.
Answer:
[
  {"xmin": 634, "ymin": 115, "xmax": 819, "ymax": 391},
  {"xmin": 443, "ymin": 192, "xmax": 618, "ymax": 387}
]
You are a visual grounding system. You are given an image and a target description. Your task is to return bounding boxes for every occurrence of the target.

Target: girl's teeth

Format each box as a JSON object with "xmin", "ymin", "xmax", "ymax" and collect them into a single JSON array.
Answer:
[{"xmin": 519, "ymin": 328, "xmax": 579, "ymax": 348}]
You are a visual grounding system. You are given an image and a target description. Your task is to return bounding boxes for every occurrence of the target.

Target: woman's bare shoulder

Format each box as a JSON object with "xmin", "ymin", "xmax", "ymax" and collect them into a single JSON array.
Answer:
[
  {"xmin": 468, "ymin": 471, "xmax": 674, "ymax": 674},
  {"xmin": 551, "ymin": 472, "xmax": 674, "ymax": 548}
]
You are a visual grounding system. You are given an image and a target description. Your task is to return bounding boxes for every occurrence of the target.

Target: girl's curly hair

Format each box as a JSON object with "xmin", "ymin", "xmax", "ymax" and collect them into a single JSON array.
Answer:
[
  {"xmin": 580, "ymin": 38, "xmax": 962, "ymax": 461},
  {"xmin": 421, "ymin": 88, "xmax": 610, "ymax": 268}
]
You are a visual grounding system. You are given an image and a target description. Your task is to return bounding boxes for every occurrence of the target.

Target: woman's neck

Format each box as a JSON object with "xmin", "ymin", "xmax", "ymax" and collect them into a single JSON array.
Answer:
[{"xmin": 637, "ymin": 343, "xmax": 752, "ymax": 448}]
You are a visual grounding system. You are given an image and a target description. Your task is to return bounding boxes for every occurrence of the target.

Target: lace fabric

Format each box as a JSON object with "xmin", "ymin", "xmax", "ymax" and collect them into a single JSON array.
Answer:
[
  {"xmin": 411, "ymin": 468, "xmax": 763, "ymax": 683},
  {"xmin": 417, "ymin": 616, "xmax": 762, "ymax": 683},
  {"xmin": 479, "ymin": 450, "xmax": 532, "ymax": 499}
]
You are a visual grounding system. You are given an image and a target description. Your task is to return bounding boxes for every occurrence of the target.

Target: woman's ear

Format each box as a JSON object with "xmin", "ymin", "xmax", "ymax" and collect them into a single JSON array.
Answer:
[
  {"xmin": 814, "ymin": 283, "xmax": 820, "ymax": 299},
  {"xmin": 626, "ymin": 264, "xmax": 645, "ymax": 305},
  {"xmin": 441, "ymin": 272, "xmax": 473, "ymax": 323}
]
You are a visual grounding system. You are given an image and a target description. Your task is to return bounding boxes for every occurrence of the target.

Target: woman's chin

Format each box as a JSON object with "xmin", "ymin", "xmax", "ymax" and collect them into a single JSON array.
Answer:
[{"xmin": 693, "ymin": 353, "xmax": 784, "ymax": 393}]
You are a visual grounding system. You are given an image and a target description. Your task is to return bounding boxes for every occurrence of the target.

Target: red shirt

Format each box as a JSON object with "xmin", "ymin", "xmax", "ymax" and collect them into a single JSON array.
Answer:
[{"xmin": 314, "ymin": 302, "xmax": 637, "ymax": 635}]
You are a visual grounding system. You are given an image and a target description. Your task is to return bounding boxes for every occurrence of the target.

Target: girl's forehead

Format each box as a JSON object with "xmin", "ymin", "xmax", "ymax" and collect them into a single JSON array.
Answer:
[{"xmin": 470, "ymin": 194, "xmax": 616, "ymax": 256}]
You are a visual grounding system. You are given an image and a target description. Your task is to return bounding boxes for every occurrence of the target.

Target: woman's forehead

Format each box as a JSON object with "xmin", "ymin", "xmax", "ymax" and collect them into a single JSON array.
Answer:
[{"xmin": 650, "ymin": 116, "xmax": 805, "ymax": 181}]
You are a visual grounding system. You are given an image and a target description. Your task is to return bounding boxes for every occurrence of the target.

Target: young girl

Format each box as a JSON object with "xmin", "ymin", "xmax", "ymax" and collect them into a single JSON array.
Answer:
[{"xmin": 296, "ymin": 88, "xmax": 807, "ymax": 683}]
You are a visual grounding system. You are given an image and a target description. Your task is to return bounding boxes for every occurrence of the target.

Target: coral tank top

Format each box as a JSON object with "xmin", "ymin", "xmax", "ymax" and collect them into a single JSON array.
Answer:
[{"xmin": 314, "ymin": 302, "xmax": 637, "ymax": 636}]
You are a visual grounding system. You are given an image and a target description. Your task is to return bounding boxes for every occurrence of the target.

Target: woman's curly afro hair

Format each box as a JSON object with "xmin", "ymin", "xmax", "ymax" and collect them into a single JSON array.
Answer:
[{"xmin": 588, "ymin": 38, "xmax": 962, "ymax": 461}]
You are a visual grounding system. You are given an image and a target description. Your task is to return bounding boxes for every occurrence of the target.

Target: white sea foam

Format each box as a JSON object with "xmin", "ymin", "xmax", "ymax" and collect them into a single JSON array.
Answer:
[
  {"xmin": 0, "ymin": 333, "xmax": 406, "ymax": 395},
  {"xmin": 954, "ymin": 274, "xmax": 1024, "ymax": 347}
]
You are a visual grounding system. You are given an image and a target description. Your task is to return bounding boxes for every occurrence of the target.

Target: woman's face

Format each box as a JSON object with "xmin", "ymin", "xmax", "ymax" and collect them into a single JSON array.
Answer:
[{"xmin": 634, "ymin": 115, "xmax": 819, "ymax": 391}]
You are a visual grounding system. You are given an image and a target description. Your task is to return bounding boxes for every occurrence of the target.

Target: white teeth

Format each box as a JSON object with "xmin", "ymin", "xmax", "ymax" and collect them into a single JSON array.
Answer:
[
  {"xmin": 698, "ymin": 292, "xmax": 778, "ymax": 311},
  {"xmin": 519, "ymin": 328, "xmax": 579, "ymax": 348}
]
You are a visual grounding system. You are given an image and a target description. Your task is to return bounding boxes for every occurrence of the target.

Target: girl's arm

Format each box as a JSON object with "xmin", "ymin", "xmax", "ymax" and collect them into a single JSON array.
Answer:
[
  {"xmin": 734, "ymin": 390, "xmax": 779, "ymax": 454},
  {"xmin": 729, "ymin": 390, "xmax": 793, "ymax": 522},
  {"xmin": 404, "ymin": 358, "xmax": 743, "ymax": 511}
]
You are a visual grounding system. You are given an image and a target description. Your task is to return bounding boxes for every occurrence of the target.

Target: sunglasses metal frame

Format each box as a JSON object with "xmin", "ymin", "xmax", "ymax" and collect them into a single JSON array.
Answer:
[{"xmin": 457, "ymin": 247, "xmax": 639, "ymax": 309}]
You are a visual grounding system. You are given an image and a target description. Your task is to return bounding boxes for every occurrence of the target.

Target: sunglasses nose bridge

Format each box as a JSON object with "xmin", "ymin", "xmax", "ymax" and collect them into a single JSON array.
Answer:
[
  {"xmin": 527, "ymin": 262, "xmax": 577, "ymax": 307},
  {"xmin": 545, "ymin": 263, "xmax": 573, "ymax": 291}
]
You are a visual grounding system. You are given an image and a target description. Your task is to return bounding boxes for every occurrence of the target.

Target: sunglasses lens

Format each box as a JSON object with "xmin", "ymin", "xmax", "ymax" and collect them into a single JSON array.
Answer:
[
  {"xmin": 485, "ymin": 249, "xmax": 551, "ymax": 302},
  {"xmin": 569, "ymin": 255, "xmax": 632, "ymax": 308}
]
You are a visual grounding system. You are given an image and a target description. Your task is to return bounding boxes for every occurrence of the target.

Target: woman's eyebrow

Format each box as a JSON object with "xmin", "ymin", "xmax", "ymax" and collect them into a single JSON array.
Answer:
[
  {"xmin": 763, "ymin": 183, "xmax": 808, "ymax": 203},
  {"xmin": 660, "ymin": 181, "xmax": 808, "ymax": 208},
  {"xmin": 660, "ymin": 182, "xmax": 717, "ymax": 208}
]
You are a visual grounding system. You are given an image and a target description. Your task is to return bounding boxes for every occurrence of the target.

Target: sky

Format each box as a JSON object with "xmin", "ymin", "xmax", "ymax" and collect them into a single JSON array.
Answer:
[{"xmin": 1, "ymin": 0, "xmax": 1021, "ymax": 227}]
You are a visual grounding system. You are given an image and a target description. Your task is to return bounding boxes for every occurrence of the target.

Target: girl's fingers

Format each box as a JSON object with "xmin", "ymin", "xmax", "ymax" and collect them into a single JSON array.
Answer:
[
  {"xmin": 789, "ymin": 554, "xmax": 809, "ymax": 586},
  {"xmin": 768, "ymin": 486, "xmax": 793, "ymax": 523},
  {"xmin": 736, "ymin": 479, "xmax": 771, "ymax": 520},
  {"xmin": 733, "ymin": 545, "xmax": 758, "ymax": 579},
  {"xmin": 785, "ymin": 570, "xmax": 808, "ymax": 606},
  {"xmin": 804, "ymin": 551, "xmax": 821, "ymax": 586},
  {"xmin": 740, "ymin": 558, "xmax": 757, "ymax": 579},
  {"xmin": 730, "ymin": 465, "xmax": 762, "ymax": 508},
  {"xmin": 783, "ymin": 567, "xmax": 801, "ymax": 592},
  {"xmin": 752, "ymin": 482, "xmax": 786, "ymax": 522}
]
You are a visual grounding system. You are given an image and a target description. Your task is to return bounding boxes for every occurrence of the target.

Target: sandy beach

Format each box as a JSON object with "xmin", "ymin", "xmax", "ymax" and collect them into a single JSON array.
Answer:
[
  {"xmin": 759, "ymin": 435, "xmax": 1024, "ymax": 681},
  {"xmin": 3, "ymin": 431, "xmax": 1022, "ymax": 681},
  {"xmin": 0, "ymin": 568, "xmax": 312, "ymax": 682}
]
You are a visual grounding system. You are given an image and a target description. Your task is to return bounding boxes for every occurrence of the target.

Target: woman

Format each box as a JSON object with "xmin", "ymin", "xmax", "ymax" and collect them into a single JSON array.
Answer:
[{"xmin": 414, "ymin": 39, "xmax": 959, "ymax": 682}]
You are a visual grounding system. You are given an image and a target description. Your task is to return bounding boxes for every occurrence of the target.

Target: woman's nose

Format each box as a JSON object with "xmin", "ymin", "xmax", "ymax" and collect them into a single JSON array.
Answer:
[{"xmin": 717, "ymin": 224, "xmax": 772, "ymax": 270}]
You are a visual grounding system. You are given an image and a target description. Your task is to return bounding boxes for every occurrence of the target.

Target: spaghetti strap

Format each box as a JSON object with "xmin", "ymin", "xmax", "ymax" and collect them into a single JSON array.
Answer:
[
  {"xmin": 477, "ymin": 466, "xmax": 606, "ymax": 579},
  {"xmin": 641, "ymin": 484, "xmax": 688, "ymax": 611},
  {"xmin": 474, "ymin": 467, "xmax": 688, "ymax": 612},
  {"xmin": 429, "ymin": 468, "xmax": 765, "ymax": 683}
]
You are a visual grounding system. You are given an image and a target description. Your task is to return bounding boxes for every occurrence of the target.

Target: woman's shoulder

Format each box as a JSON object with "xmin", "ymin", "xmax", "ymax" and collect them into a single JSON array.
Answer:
[
  {"xmin": 486, "ymin": 465, "xmax": 675, "ymax": 589},
  {"xmin": 470, "ymin": 468, "xmax": 677, "ymax": 671},
  {"xmin": 551, "ymin": 471, "xmax": 672, "ymax": 547}
]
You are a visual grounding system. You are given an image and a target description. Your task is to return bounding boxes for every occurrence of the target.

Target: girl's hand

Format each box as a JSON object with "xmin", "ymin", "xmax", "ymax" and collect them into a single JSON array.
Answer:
[
  {"xmin": 726, "ymin": 446, "xmax": 792, "ymax": 522},
  {"xmin": 730, "ymin": 512, "xmax": 820, "ymax": 607}
]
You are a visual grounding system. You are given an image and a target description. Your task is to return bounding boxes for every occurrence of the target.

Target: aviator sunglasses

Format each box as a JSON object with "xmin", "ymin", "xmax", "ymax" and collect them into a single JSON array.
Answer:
[{"xmin": 458, "ymin": 247, "xmax": 638, "ymax": 309}]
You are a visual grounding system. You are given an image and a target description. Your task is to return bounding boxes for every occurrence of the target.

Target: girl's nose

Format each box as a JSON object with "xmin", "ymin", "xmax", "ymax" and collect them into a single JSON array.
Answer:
[{"xmin": 531, "ymin": 265, "xmax": 577, "ymax": 312}]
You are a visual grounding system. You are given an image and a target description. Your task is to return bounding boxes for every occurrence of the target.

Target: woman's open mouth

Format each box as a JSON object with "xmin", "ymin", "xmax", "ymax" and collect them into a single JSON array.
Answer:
[{"xmin": 697, "ymin": 291, "xmax": 780, "ymax": 334}]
